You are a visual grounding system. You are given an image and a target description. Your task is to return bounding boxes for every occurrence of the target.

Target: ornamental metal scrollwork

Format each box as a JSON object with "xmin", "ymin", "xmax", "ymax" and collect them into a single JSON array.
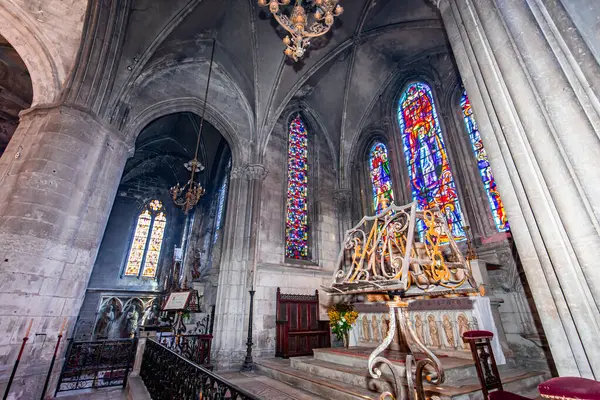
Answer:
[{"xmin": 323, "ymin": 201, "xmax": 479, "ymax": 297}]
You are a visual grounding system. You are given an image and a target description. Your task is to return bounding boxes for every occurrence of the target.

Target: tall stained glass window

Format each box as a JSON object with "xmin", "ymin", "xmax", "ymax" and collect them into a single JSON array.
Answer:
[
  {"xmin": 397, "ymin": 82, "xmax": 466, "ymax": 240},
  {"xmin": 285, "ymin": 116, "xmax": 309, "ymax": 259},
  {"xmin": 124, "ymin": 200, "xmax": 167, "ymax": 277},
  {"xmin": 369, "ymin": 142, "xmax": 394, "ymax": 213},
  {"xmin": 213, "ymin": 172, "xmax": 230, "ymax": 244},
  {"xmin": 460, "ymin": 91, "xmax": 509, "ymax": 232}
]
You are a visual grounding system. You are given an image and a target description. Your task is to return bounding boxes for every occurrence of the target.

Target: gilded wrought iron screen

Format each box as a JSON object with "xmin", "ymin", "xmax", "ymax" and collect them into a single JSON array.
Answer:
[{"xmin": 322, "ymin": 201, "xmax": 479, "ymax": 297}]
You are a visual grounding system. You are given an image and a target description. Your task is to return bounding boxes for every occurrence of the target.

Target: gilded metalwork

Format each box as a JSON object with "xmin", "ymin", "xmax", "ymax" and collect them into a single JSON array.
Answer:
[
  {"xmin": 323, "ymin": 201, "xmax": 478, "ymax": 297},
  {"xmin": 324, "ymin": 201, "xmax": 483, "ymax": 400},
  {"xmin": 257, "ymin": 0, "xmax": 343, "ymax": 61}
]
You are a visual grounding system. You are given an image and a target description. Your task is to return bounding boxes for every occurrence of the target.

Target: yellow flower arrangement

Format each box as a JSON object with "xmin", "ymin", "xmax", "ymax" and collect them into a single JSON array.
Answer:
[{"xmin": 327, "ymin": 303, "xmax": 359, "ymax": 342}]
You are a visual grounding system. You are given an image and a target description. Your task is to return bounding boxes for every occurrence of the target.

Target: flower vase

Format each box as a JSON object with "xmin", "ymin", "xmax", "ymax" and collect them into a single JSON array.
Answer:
[{"xmin": 342, "ymin": 332, "xmax": 349, "ymax": 349}]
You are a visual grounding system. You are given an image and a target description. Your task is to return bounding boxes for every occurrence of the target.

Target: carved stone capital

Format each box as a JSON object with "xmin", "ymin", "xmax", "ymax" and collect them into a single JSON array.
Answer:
[
  {"xmin": 230, "ymin": 164, "xmax": 268, "ymax": 181},
  {"xmin": 230, "ymin": 166, "xmax": 246, "ymax": 179},
  {"xmin": 245, "ymin": 164, "xmax": 268, "ymax": 181},
  {"xmin": 333, "ymin": 188, "xmax": 352, "ymax": 208}
]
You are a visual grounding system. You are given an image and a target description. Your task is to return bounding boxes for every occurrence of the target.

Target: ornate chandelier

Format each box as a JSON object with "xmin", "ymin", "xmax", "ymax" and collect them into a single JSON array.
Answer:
[
  {"xmin": 170, "ymin": 39, "xmax": 216, "ymax": 214},
  {"xmin": 258, "ymin": 0, "xmax": 343, "ymax": 61}
]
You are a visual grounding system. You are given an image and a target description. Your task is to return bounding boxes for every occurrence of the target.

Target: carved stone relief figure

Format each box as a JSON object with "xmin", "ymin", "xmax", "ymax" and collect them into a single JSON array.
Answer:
[
  {"xmin": 372, "ymin": 315, "xmax": 380, "ymax": 342},
  {"xmin": 415, "ymin": 314, "xmax": 425, "ymax": 345},
  {"xmin": 442, "ymin": 314, "xmax": 455, "ymax": 349},
  {"xmin": 94, "ymin": 298, "xmax": 122, "ymax": 339},
  {"xmin": 428, "ymin": 314, "xmax": 440, "ymax": 348},
  {"xmin": 457, "ymin": 313, "xmax": 470, "ymax": 350},
  {"xmin": 362, "ymin": 315, "xmax": 371, "ymax": 342}
]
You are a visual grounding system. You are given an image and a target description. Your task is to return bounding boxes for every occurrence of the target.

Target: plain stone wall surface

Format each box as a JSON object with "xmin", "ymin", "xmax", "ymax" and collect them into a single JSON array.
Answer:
[
  {"xmin": 0, "ymin": 105, "xmax": 130, "ymax": 397},
  {"xmin": 252, "ymin": 266, "xmax": 332, "ymax": 359}
]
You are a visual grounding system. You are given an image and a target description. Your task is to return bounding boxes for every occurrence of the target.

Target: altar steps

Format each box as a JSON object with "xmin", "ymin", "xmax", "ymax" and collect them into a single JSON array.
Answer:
[{"xmin": 255, "ymin": 348, "xmax": 549, "ymax": 400}]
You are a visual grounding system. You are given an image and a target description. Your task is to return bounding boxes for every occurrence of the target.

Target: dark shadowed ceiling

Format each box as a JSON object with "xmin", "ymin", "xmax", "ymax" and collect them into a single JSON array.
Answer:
[{"xmin": 119, "ymin": 112, "xmax": 228, "ymax": 198}]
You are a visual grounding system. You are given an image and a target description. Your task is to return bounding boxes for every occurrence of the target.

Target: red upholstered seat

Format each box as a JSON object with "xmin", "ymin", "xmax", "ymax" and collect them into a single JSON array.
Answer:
[
  {"xmin": 489, "ymin": 390, "xmax": 532, "ymax": 400},
  {"xmin": 462, "ymin": 330, "xmax": 494, "ymax": 339},
  {"xmin": 539, "ymin": 377, "xmax": 600, "ymax": 400}
]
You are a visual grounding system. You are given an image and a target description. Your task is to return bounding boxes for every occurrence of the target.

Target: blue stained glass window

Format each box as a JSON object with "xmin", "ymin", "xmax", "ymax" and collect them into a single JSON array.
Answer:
[
  {"xmin": 397, "ymin": 82, "xmax": 466, "ymax": 241},
  {"xmin": 285, "ymin": 116, "xmax": 309, "ymax": 259},
  {"xmin": 369, "ymin": 142, "xmax": 394, "ymax": 213},
  {"xmin": 213, "ymin": 176, "xmax": 229, "ymax": 244},
  {"xmin": 460, "ymin": 91, "xmax": 509, "ymax": 232}
]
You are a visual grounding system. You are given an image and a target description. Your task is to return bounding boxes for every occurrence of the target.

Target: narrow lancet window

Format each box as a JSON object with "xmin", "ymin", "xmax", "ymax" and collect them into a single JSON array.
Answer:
[
  {"xmin": 460, "ymin": 91, "xmax": 509, "ymax": 232},
  {"xmin": 369, "ymin": 142, "xmax": 394, "ymax": 213},
  {"xmin": 397, "ymin": 82, "xmax": 465, "ymax": 240},
  {"xmin": 285, "ymin": 116, "xmax": 309, "ymax": 259}
]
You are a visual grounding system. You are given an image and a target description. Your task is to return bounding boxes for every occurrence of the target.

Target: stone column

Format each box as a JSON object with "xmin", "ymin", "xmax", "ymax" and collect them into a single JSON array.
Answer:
[
  {"xmin": 333, "ymin": 188, "xmax": 353, "ymax": 243},
  {"xmin": 212, "ymin": 164, "xmax": 267, "ymax": 370},
  {"xmin": 433, "ymin": 0, "xmax": 600, "ymax": 377},
  {"xmin": 0, "ymin": 104, "xmax": 130, "ymax": 396}
]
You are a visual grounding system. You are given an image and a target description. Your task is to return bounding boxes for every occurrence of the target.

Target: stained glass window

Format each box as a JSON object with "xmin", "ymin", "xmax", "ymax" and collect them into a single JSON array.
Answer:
[
  {"xmin": 213, "ymin": 174, "xmax": 229, "ymax": 244},
  {"xmin": 369, "ymin": 142, "xmax": 394, "ymax": 213},
  {"xmin": 285, "ymin": 116, "xmax": 309, "ymax": 259},
  {"xmin": 124, "ymin": 210, "xmax": 152, "ymax": 276},
  {"xmin": 460, "ymin": 91, "xmax": 509, "ymax": 232},
  {"xmin": 124, "ymin": 200, "xmax": 167, "ymax": 278},
  {"xmin": 397, "ymin": 82, "xmax": 466, "ymax": 241},
  {"xmin": 142, "ymin": 212, "xmax": 166, "ymax": 278}
]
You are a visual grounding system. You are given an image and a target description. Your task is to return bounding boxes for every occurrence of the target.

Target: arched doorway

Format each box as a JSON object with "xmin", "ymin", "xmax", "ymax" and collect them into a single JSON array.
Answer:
[{"xmin": 74, "ymin": 112, "xmax": 232, "ymax": 339}]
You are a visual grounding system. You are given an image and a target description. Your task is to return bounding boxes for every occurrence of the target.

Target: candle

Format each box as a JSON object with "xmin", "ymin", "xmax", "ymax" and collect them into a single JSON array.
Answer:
[
  {"xmin": 25, "ymin": 319, "xmax": 33, "ymax": 338},
  {"xmin": 59, "ymin": 318, "xmax": 67, "ymax": 336}
]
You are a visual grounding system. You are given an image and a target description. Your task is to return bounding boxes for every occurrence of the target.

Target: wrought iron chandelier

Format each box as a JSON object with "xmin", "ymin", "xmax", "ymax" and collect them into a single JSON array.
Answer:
[
  {"xmin": 170, "ymin": 39, "xmax": 216, "ymax": 214},
  {"xmin": 258, "ymin": 0, "xmax": 343, "ymax": 62}
]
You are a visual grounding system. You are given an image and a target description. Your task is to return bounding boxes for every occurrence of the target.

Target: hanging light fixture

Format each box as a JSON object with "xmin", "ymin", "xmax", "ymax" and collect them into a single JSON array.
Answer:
[
  {"xmin": 258, "ymin": 0, "xmax": 343, "ymax": 62},
  {"xmin": 170, "ymin": 39, "xmax": 216, "ymax": 214}
]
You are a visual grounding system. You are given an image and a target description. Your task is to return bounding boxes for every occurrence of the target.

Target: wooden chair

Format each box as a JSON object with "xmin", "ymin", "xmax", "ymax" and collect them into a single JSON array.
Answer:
[
  {"xmin": 462, "ymin": 330, "xmax": 532, "ymax": 400},
  {"xmin": 275, "ymin": 288, "xmax": 331, "ymax": 358}
]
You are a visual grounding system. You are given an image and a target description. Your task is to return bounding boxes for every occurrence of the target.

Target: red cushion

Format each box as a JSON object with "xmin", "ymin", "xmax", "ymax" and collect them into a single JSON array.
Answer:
[
  {"xmin": 539, "ymin": 377, "xmax": 600, "ymax": 400},
  {"xmin": 462, "ymin": 330, "xmax": 494, "ymax": 339},
  {"xmin": 489, "ymin": 391, "xmax": 532, "ymax": 400}
]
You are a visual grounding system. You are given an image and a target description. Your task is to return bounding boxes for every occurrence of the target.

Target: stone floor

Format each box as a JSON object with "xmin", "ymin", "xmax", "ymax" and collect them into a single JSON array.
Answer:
[
  {"xmin": 55, "ymin": 387, "xmax": 128, "ymax": 399},
  {"xmin": 221, "ymin": 371, "xmax": 326, "ymax": 399}
]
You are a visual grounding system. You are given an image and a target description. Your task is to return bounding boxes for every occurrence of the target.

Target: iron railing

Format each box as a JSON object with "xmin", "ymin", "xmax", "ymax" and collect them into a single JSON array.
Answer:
[
  {"xmin": 56, "ymin": 338, "xmax": 137, "ymax": 393},
  {"xmin": 157, "ymin": 333, "xmax": 213, "ymax": 368},
  {"xmin": 140, "ymin": 339, "xmax": 259, "ymax": 400}
]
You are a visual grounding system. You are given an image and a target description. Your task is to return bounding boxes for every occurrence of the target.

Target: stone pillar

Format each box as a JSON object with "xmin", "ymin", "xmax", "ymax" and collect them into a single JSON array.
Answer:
[
  {"xmin": 434, "ymin": 0, "xmax": 600, "ymax": 377},
  {"xmin": 212, "ymin": 164, "xmax": 267, "ymax": 370},
  {"xmin": 333, "ymin": 188, "xmax": 353, "ymax": 242},
  {"xmin": 0, "ymin": 104, "xmax": 130, "ymax": 397}
]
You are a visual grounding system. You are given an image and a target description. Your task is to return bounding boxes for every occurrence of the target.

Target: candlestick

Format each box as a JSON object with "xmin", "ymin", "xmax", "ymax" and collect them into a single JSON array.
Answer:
[
  {"xmin": 59, "ymin": 318, "xmax": 67, "ymax": 336},
  {"xmin": 25, "ymin": 319, "xmax": 33, "ymax": 338}
]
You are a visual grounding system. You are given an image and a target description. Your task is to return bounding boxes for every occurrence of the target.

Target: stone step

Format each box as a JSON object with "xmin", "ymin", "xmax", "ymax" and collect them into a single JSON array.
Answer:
[
  {"xmin": 313, "ymin": 347, "xmax": 479, "ymax": 385},
  {"xmin": 255, "ymin": 358, "xmax": 379, "ymax": 400},
  {"xmin": 257, "ymin": 356, "xmax": 549, "ymax": 400},
  {"xmin": 290, "ymin": 356, "xmax": 397, "ymax": 393}
]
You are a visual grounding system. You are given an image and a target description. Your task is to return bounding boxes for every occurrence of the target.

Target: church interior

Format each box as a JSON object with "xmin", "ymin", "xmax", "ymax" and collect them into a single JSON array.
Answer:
[{"xmin": 0, "ymin": 0, "xmax": 599, "ymax": 399}]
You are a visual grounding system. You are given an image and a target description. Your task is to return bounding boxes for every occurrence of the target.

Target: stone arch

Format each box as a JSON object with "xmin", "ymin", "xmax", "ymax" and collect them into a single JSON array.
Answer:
[
  {"xmin": 0, "ymin": 2, "xmax": 64, "ymax": 104},
  {"xmin": 123, "ymin": 98, "xmax": 247, "ymax": 168},
  {"xmin": 271, "ymin": 101, "xmax": 338, "ymax": 168},
  {"xmin": 121, "ymin": 58, "xmax": 254, "ymax": 161}
]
